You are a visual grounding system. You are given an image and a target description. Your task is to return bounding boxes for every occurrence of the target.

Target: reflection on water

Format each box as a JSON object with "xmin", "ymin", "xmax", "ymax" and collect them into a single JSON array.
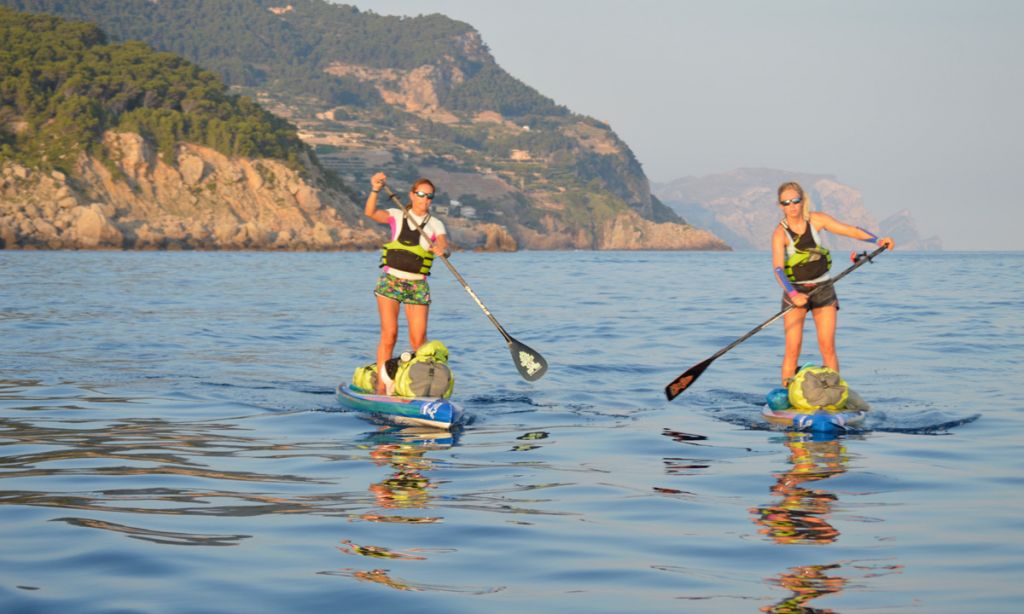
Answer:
[
  {"xmin": 319, "ymin": 567, "xmax": 504, "ymax": 595},
  {"xmin": 761, "ymin": 563, "xmax": 846, "ymax": 614},
  {"xmin": 756, "ymin": 433, "xmax": 848, "ymax": 612},
  {"xmin": 53, "ymin": 516, "xmax": 251, "ymax": 546},
  {"xmin": 761, "ymin": 560, "xmax": 906, "ymax": 614},
  {"xmin": 754, "ymin": 433, "xmax": 905, "ymax": 612},
  {"xmin": 338, "ymin": 539, "xmax": 428, "ymax": 561},
  {"xmin": 334, "ymin": 427, "xmax": 457, "ymax": 593},
  {"xmin": 0, "ymin": 412, "xmax": 352, "ymax": 518},
  {"xmin": 361, "ymin": 427, "xmax": 452, "ymax": 520},
  {"xmin": 752, "ymin": 433, "xmax": 849, "ymax": 545}
]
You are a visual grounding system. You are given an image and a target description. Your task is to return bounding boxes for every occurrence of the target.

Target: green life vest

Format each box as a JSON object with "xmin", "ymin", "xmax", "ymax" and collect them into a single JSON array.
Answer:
[
  {"xmin": 782, "ymin": 221, "xmax": 831, "ymax": 282},
  {"xmin": 380, "ymin": 213, "xmax": 435, "ymax": 275}
]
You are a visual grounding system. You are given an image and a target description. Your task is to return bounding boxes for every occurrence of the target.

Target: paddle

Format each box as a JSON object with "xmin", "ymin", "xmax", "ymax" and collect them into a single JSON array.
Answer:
[
  {"xmin": 381, "ymin": 184, "xmax": 548, "ymax": 381},
  {"xmin": 664, "ymin": 245, "xmax": 888, "ymax": 400}
]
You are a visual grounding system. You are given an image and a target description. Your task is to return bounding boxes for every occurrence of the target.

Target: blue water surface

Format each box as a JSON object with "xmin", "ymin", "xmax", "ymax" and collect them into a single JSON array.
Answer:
[{"xmin": 1, "ymin": 250, "xmax": 1022, "ymax": 613}]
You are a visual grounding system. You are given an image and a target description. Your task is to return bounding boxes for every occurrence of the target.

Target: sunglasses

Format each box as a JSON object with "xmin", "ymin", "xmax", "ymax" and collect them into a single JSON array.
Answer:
[
  {"xmin": 779, "ymin": 197, "xmax": 803, "ymax": 206},
  {"xmin": 412, "ymin": 190, "xmax": 435, "ymax": 199}
]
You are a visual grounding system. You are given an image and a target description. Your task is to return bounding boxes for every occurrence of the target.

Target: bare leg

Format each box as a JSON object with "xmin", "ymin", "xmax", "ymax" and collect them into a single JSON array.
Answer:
[
  {"xmin": 404, "ymin": 303, "xmax": 429, "ymax": 351},
  {"xmin": 782, "ymin": 307, "xmax": 808, "ymax": 386},
  {"xmin": 376, "ymin": 294, "xmax": 400, "ymax": 394},
  {"xmin": 811, "ymin": 304, "xmax": 839, "ymax": 372}
]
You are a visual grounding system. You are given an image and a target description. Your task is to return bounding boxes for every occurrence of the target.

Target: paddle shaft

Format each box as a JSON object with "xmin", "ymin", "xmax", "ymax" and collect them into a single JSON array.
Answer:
[{"xmin": 665, "ymin": 245, "xmax": 887, "ymax": 400}]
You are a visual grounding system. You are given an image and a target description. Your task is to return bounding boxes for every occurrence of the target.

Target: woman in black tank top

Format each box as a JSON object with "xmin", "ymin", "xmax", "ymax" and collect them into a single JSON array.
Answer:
[{"xmin": 771, "ymin": 181, "xmax": 895, "ymax": 387}]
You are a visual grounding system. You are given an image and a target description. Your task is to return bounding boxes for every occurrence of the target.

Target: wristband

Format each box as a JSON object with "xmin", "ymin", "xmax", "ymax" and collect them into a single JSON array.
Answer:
[
  {"xmin": 774, "ymin": 267, "xmax": 798, "ymax": 296},
  {"xmin": 371, "ymin": 189, "xmax": 380, "ymax": 193},
  {"xmin": 856, "ymin": 226, "xmax": 878, "ymax": 243}
]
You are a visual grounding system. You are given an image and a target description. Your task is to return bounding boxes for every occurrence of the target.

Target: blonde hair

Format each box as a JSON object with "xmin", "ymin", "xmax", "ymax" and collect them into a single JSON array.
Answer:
[{"xmin": 778, "ymin": 181, "xmax": 811, "ymax": 220}]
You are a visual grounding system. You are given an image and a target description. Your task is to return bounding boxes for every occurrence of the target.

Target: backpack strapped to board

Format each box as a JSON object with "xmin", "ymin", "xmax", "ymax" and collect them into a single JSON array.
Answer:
[{"xmin": 352, "ymin": 339, "xmax": 455, "ymax": 398}]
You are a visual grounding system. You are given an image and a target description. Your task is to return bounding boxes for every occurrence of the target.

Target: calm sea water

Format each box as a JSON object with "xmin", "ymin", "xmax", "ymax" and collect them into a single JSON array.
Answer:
[{"xmin": 2, "ymin": 250, "xmax": 1022, "ymax": 613}]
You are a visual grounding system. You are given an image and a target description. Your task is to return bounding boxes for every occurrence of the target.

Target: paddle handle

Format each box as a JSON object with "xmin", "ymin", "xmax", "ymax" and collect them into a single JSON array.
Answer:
[{"xmin": 829, "ymin": 245, "xmax": 888, "ymax": 285}]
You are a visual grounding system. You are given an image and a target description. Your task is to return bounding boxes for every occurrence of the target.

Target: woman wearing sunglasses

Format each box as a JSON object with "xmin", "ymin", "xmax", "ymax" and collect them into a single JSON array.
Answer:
[
  {"xmin": 365, "ymin": 172, "xmax": 449, "ymax": 394},
  {"xmin": 771, "ymin": 181, "xmax": 894, "ymax": 388}
]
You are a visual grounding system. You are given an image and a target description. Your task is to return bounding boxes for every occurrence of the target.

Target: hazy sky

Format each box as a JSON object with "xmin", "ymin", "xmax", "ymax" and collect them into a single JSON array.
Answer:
[{"xmin": 347, "ymin": 0, "xmax": 1022, "ymax": 250}]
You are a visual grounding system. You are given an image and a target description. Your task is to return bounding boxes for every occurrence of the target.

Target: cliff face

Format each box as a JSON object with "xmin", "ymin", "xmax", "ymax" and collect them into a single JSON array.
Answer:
[
  {"xmin": 654, "ymin": 168, "xmax": 941, "ymax": 251},
  {"xmin": 1, "ymin": 131, "xmax": 381, "ymax": 250}
]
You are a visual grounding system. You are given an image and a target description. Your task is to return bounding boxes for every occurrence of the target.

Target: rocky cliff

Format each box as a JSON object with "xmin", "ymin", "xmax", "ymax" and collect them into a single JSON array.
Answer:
[
  {"xmin": 1, "ymin": 131, "xmax": 381, "ymax": 250},
  {"xmin": 654, "ymin": 168, "xmax": 941, "ymax": 251}
]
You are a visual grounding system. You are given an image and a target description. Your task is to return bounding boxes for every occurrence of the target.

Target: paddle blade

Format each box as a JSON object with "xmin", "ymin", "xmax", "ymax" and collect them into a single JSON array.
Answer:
[
  {"xmin": 509, "ymin": 338, "xmax": 548, "ymax": 381},
  {"xmin": 665, "ymin": 358, "xmax": 712, "ymax": 401}
]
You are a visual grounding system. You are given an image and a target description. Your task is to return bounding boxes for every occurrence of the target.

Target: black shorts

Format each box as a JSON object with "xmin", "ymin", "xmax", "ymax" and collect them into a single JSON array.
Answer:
[{"xmin": 782, "ymin": 280, "xmax": 839, "ymax": 311}]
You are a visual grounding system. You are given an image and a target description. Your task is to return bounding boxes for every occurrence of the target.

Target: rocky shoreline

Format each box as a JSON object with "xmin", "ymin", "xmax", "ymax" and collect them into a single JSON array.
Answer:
[{"xmin": 1, "ymin": 132, "xmax": 730, "ymax": 252}]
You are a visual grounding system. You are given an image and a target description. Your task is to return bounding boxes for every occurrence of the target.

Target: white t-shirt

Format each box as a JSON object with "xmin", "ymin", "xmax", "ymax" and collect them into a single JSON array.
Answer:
[{"xmin": 383, "ymin": 208, "xmax": 447, "ymax": 280}]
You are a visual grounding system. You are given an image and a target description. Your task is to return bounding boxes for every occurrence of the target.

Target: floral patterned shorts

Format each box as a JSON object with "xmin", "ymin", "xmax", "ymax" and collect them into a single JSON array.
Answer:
[{"xmin": 374, "ymin": 272, "xmax": 431, "ymax": 305}]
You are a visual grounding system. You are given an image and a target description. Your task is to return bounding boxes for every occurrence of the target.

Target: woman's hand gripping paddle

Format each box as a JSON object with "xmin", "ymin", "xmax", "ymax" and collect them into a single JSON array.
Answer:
[
  {"xmin": 664, "ymin": 245, "xmax": 888, "ymax": 400},
  {"xmin": 382, "ymin": 184, "xmax": 548, "ymax": 381}
]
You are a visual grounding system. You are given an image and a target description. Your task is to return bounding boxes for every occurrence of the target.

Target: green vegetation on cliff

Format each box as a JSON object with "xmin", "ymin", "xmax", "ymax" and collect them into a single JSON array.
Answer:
[
  {"xmin": 2, "ymin": 0, "xmax": 564, "ymax": 116},
  {"xmin": 0, "ymin": 7, "xmax": 306, "ymax": 172}
]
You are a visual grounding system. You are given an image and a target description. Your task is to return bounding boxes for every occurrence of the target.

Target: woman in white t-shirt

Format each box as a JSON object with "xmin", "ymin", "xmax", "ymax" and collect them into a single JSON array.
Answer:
[{"xmin": 364, "ymin": 172, "xmax": 449, "ymax": 394}]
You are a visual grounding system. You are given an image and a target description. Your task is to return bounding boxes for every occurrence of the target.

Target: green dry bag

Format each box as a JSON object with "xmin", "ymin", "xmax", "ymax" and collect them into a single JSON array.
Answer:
[{"xmin": 788, "ymin": 365, "xmax": 848, "ymax": 411}]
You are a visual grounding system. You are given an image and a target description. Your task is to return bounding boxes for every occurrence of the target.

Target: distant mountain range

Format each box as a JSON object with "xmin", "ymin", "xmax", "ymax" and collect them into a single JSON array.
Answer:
[{"xmin": 654, "ymin": 168, "xmax": 942, "ymax": 251}]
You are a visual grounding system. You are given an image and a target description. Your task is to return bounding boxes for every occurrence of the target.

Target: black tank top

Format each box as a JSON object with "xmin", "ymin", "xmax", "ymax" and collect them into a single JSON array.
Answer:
[{"xmin": 785, "ymin": 222, "xmax": 817, "ymax": 250}]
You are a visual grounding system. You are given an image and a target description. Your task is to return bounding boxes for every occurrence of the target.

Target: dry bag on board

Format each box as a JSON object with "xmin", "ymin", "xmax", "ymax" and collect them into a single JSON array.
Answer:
[
  {"xmin": 352, "ymin": 340, "xmax": 455, "ymax": 398},
  {"xmin": 788, "ymin": 365, "xmax": 849, "ymax": 411}
]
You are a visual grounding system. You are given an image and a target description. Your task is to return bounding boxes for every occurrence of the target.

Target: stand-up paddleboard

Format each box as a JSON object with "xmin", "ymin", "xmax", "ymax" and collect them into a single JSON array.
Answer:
[
  {"xmin": 761, "ymin": 406, "xmax": 867, "ymax": 432},
  {"xmin": 336, "ymin": 383, "xmax": 466, "ymax": 430},
  {"xmin": 761, "ymin": 385, "xmax": 867, "ymax": 433}
]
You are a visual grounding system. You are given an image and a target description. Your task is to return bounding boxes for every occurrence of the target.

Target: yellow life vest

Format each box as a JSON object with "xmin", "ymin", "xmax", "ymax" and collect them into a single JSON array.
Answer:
[
  {"xmin": 782, "ymin": 221, "xmax": 831, "ymax": 282},
  {"xmin": 380, "ymin": 214, "xmax": 435, "ymax": 275}
]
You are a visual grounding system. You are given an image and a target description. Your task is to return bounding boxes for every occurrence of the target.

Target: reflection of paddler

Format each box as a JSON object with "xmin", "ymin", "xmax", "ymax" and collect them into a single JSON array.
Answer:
[
  {"xmin": 762, "ymin": 563, "xmax": 846, "ymax": 613},
  {"xmin": 369, "ymin": 470, "xmax": 434, "ymax": 509},
  {"xmin": 351, "ymin": 568, "xmax": 420, "ymax": 592},
  {"xmin": 368, "ymin": 442, "xmax": 437, "ymax": 510},
  {"xmin": 358, "ymin": 427, "xmax": 452, "ymax": 523},
  {"xmin": 338, "ymin": 539, "xmax": 425, "ymax": 560},
  {"xmin": 751, "ymin": 433, "xmax": 848, "ymax": 545}
]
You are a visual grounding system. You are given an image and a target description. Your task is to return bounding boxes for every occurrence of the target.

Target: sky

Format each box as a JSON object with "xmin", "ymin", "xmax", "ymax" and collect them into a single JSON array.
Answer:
[{"xmin": 345, "ymin": 0, "xmax": 1023, "ymax": 250}]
